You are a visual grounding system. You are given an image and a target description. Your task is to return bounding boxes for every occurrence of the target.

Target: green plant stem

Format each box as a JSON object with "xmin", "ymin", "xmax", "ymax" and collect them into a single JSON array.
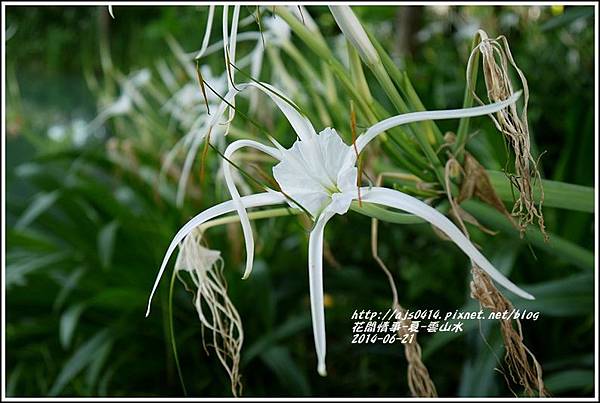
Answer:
[
  {"xmin": 351, "ymin": 201, "xmax": 425, "ymax": 224},
  {"xmin": 199, "ymin": 207, "xmax": 302, "ymax": 231},
  {"xmin": 280, "ymin": 41, "xmax": 334, "ymax": 127},
  {"xmin": 345, "ymin": 21, "xmax": 447, "ymax": 187},
  {"xmin": 168, "ymin": 266, "xmax": 187, "ymax": 396}
]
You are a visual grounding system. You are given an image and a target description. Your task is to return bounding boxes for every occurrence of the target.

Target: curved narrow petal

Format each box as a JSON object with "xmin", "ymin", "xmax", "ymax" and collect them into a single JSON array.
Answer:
[
  {"xmin": 206, "ymin": 81, "xmax": 314, "ymax": 142},
  {"xmin": 354, "ymin": 91, "xmax": 522, "ymax": 155},
  {"xmin": 145, "ymin": 191, "xmax": 286, "ymax": 317},
  {"xmin": 223, "ymin": 140, "xmax": 281, "ymax": 279},
  {"xmin": 254, "ymin": 81, "xmax": 317, "ymax": 142},
  {"xmin": 359, "ymin": 186, "xmax": 534, "ymax": 300},
  {"xmin": 307, "ymin": 208, "xmax": 337, "ymax": 377},
  {"xmin": 195, "ymin": 5, "xmax": 216, "ymax": 60},
  {"xmin": 222, "ymin": 5, "xmax": 230, "ymax": 68},
  {"xmin": 196, "ymin": 31, "xmax": 263, "ymax": 60},
  {"xmin": 176, "ymin": 123, "xmax": 213, "ymax": 207},
  {"xmin": 229, "ymin": 6, "xmax": 241, "ymax": 66},
  {"xmin": 226, "ymin": 5, "xmax": 240, "ymax": 124}
]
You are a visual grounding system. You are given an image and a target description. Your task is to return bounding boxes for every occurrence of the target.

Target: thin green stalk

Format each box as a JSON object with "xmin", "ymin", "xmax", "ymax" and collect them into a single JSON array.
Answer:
[
  {"xmin": 351, "ymin": 201, "xmax": 425, "ymax": 224},
  {"xmin": 168, "ymin": 266, "xmax": 187, "ymax": 396},
  {"xmin": 346, "ymin": 41, "xmax": 432, "ymax": 176},
  {"xmin": 200, "ymin": 207, "xmax": 303, "ymax": 231},
  {"xmin": 331, "ymin": 13, "xmax": 446, "ymax": 187}
]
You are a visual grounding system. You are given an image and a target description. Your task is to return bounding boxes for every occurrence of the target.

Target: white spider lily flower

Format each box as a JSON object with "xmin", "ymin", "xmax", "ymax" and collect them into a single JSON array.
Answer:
[
  {"xmin": 329, "ymin": 6, "xmax": 380, "ymax": 66},
  {"xmin": 146, "ymin": 82, "xmax": 533, "ymax": 378},
  {"xmin": 263, "ymin": 15, "xmax": 291, "ymax": 44},
  {"xmin": 162, "ymin": 65, "xmax": 226, "ymax": 130},
  {"xmin": 85, "ymin": 69, "xmax": 150, "ymax": 134}
]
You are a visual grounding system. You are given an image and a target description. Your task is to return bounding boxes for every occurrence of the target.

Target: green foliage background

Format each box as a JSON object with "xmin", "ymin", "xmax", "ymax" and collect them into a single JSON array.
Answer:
[{"xmin": 5, "ymin": 5, "xmax": 595, "ymax": 397}]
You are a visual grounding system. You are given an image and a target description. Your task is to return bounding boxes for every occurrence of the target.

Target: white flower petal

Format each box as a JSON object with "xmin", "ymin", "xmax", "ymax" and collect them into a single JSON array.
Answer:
[
  {"xmin": 272, "ymin": 155, "xmax": 329, "ymax": 217},
  {"xmin": 337, "ymin": 167, "xmax": 358, "ymax": 194},
  {"xmin": 145, "ymin": 191, "xmax": 286, "ymax": 317},
  {"xmin": 273, "ymin": 128, "xmax": 356, "ymax": 216},
  {"xmin": 317, "ymin": 128, "xmax": 354, "ymax": 183},
  {"xmin": 205, "ymin": 81, "xmax": 314, "ymax": 143},
  {"xmin": 223, "ymin": 140, "xmax": 281, "ymax": 279},
  {"xmin": 329, "ymin": 191, "xmax": 355, "ymax": 215},
  {"xmin": 308, "ymin": 208, "xmax": 337, "ymax": 377},
  {"xmin": 360, "ymin": 186, "xmax": 534, "ymax": 300},
  {"xmin": 274, "ymin": 145, "xmax": 329, "ymax": 189},
  {"xmin": 257, "ymin": 82, "xmax": 317, "ymax": 142},
  {"xmin": 176, "ymin": 123, "xmax": 225, "ymax": 207},
  {"xmin": 195, "ymin": 5, "xmax": 216, "ymax": 60},
  {"xmin": 354, "ymin": 91, "xmax": 522, "ymax": 155}
]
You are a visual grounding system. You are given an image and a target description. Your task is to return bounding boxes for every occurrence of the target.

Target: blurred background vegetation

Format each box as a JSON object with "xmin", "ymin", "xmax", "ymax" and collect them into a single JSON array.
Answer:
[{"xmin": 5, "ymin": 5, "xmax": 595, "ymax": 397}]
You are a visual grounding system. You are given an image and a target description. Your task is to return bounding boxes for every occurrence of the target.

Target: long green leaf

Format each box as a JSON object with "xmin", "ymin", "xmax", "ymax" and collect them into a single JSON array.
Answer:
[
  {"xmin": 487, "ymin": 170, "xmax": 594, "ymax": 213},
  {"xmin": 462, "ymin": 200, "xmax": 594, "ymax": 270},
  {"xmin": 49, "ymin": 330, "xmax": 112, "ymax": 396}
]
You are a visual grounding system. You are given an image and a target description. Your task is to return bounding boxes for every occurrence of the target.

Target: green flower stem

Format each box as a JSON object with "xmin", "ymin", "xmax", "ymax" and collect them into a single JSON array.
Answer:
[
  {"xmin": 346, "ymin": 40, "xmax": 434, "ymax": 178},
  {"xmin": 168, "ymin": 265, "xmax": 187, "ymax": 396},
  {"xmin": 352, "ymin": 199, "xmax": 453, "ymax": 225},
  {"xmin": 486, "ymin": 170, "xmax": 595, "ymax": 213},
  {"xmin": 461, "ymin": 200, "xmax": 594, "ymax": 270},
  {"xmin": 454, "ymin": 36, "xmax": 480, "ymax": 159},
  {"xmin": 351, "ymin": 201, "xmax": 426, "ymax": 224},
  {"xmin": 322, "ymin": 60, "xmax": 338, "ymax": 105}
]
